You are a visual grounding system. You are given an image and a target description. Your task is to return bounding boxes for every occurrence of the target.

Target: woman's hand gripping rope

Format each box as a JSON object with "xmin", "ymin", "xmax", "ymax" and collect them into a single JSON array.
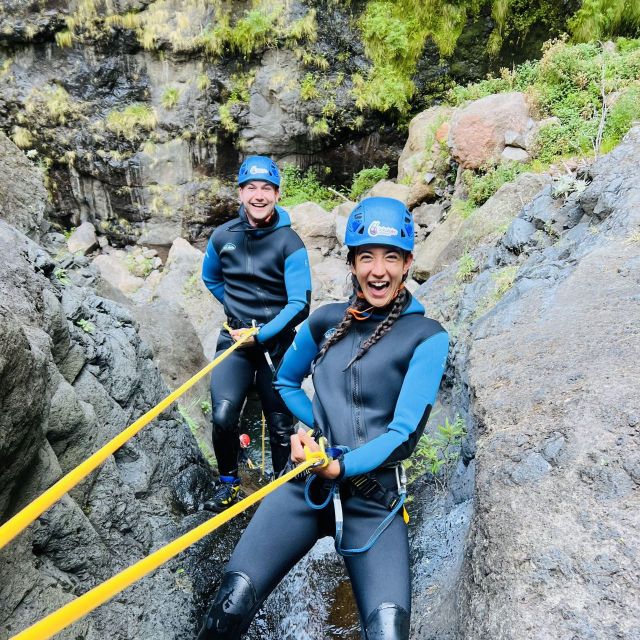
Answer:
[{"xmin": 291, "ymin": 428, "xmax": 341, "ymax": 480}]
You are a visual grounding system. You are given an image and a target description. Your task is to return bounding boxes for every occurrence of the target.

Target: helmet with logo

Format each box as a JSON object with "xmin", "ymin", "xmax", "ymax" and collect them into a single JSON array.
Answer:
[
  {"xmin": 237, "ymin": 155, "xmax": 281, "ymax": 188},
  {"xmin": 345, "ymin": 197, "xmax": 414, "ymax": 252}
]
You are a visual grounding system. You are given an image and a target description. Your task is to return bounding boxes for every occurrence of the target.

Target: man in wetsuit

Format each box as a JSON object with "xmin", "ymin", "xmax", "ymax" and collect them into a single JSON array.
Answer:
[{"xmin": 201, "ymin": 155, "xmax": 312, "ymax": 511}]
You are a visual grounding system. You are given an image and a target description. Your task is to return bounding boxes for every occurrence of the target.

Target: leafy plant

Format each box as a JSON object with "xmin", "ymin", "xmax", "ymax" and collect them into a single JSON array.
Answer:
[
  {"xmin": 463, "ymin": 162, "xmax": 528, "ymax": 206},
  {"xmin": 455, "ymin": 251, "xmax": 476, "ymax": 283},
  {"xmin": 279, "ymin": 164, "xmax": 341, "ymax": 210},
  {"xmin": 77, "ymin": 318, "xmax": 95, "ymax": 334},
  {"xmin": 349, "ymin": 164, "xmax": 389, "ymax": 200},
  {"xmin": 404, "ymin": 415, "xmax": 466, "ymax": 484},
  {"xmin": 300, "ymin": 73, "xmax": 319, "ymax": 100},
  {"xmin": 54, "ymin": 268, "xmax": 71, "ymax": 285}
]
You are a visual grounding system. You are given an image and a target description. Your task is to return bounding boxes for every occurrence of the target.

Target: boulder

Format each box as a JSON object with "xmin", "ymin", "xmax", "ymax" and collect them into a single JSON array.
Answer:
[
  {"xmin": 67, "ymin": 221, "xmax": 98, "ymax": 255},
  {"xmin": 311, "ymin": 256, "xmax": 350, "ymax": 302},
  {"xmin": 135, "ymin": 238, "xmax": 225, "ymax": 360},
  {"xmin": 412, "ymin": 203, "xmax": 445, "ymax": 233},
  {"xmin": 93, "ymin": 253, "xmax": 145, "ymax": 294},
  {"xmin": 366, "ymin": 180, "xmax": 410, "ymax": 204},
  {"xmin": 289, "ymin": 201, "xmax": 337, "ymax": 253},
  {"xmin": 449, "ymin": 92, "xmax": 538, "ymax": 169},
  {"xmin": 397, "ymin": 106, "xmax": 452, "ymax": 182},
  {"xmin": 333, "ymin": 200, "xmax": 357, "ymax": 246}
]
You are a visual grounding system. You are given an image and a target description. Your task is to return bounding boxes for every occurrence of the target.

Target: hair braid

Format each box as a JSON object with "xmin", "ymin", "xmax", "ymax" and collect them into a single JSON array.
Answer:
[{"xmin": 316, "ymin": 293, "xmax": 368, "ymax": 360}]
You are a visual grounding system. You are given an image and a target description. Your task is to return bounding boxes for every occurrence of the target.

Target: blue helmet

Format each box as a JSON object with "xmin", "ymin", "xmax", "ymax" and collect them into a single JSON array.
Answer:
[
  {"xmin": 345, "ymin": 197, "xmax": 414, "ymax": 252},
  {"xmin": 237, "ymin": 155, "xmax": 281, "ymax": 188}
]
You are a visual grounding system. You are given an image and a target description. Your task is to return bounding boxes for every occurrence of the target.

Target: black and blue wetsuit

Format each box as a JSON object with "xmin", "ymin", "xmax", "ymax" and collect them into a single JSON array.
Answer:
[
  {"xmin": 202, "ymin": 205, "xmax": 311, "ymax": 476},
  {"xmin": 196, "ymin": 293, "xmax": 448, "ymax": 639}
]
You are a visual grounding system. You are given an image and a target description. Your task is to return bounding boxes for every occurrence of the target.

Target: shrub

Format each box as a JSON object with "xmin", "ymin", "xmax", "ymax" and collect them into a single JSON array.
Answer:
[
  {"xmin": 569, "ymin": 0, "xmax": 640, "ymax": 42},
  {"xmin": 279, "ymin": 164, "xmax": 341, "ymax": 210},
  {"xmin": 106, "ymin": 103, "xmax": 157, "ymax": 140},
  {"xmin": 229, "ymin": 8, "xmax": 279, "ymax": 57},
  {"xmin": 462, "ymin": 162, "xmax": 527, "ymax": 206},
  {"xmin": 161, "ymin": 87, "xmax": 180, "ymax": 110},
  {"xmin": 12, "ymin": 126, "xmax": 33, "ymax": 149},
  {"xmin": 349, "ymin": 164, "xmax": 389, "ymax": 200}
]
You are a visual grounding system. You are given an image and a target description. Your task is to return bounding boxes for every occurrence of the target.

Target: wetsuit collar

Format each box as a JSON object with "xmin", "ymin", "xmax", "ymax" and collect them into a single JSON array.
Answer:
[
  {"xmin": 350, "ymin": 291, "xmax": 424, "ymax": 321},
  {"xmin": 228, "ymin": 205, "xmax": 291, "ymax": 234}
]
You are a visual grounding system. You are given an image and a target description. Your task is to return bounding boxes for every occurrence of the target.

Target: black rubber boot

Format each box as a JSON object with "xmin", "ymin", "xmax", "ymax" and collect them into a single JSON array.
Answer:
[
  {"xmin": 364, "ymin": 603, "xmax": 410, "ymax": 640},
  {"xmin": 266, "ymin": 412, "xmax": 294, "ymax": 475},
  {"xmin": 196, "ymin": 571, "xmax": 257, "ymax": 640}
]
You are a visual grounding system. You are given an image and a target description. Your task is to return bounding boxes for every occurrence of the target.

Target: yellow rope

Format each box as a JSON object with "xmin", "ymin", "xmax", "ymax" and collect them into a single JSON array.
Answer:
[
  {"xmin": 10, "ymin": 445, "xmax": 329, "ymax": 640},
  {"xmin": 0, "ymin": 327, "xmax": 259, "ymax": 550}
]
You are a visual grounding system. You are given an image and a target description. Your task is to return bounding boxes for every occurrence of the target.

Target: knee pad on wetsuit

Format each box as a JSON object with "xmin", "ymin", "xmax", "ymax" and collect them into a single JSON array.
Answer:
[
  {"xmin": 266, "ymin": 412, "xmax": 294, "ymax": 474},
  {"xmin": 196, "ymin": 571, "xmax": 257, "ymax": 640},
  {"xmin": 364, "ymin": 603, "xmax": 410, "ymax": 640},
  {"xmin": 212, "ymin": 400, "xmax": 241, "ymax": 435}
]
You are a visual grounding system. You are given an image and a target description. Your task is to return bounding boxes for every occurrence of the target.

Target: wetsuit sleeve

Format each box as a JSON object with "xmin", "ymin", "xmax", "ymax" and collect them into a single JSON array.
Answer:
[
  {"xmin": 257, "ymin": 245, "xmax": 311, "ymax": 343},
  {"xmin": 274, "ymin": 320, "xmax": 318, "ymax": 427},
  {"xmin": 342, "ymin": 331, "xmax": 450, "ymax": 478},
  {"xmin": 201, "ymin": 235, "xmax": 225, "ymax": 304}
]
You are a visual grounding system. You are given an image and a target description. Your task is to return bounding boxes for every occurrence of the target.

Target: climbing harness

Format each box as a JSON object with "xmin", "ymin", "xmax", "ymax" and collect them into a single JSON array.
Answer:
[
  {"xmin": 8, "ymin": 440, "xmax": 332, "ymax": 640},
  {"xmin": 0, "ymin": 325, "xmax": 259, "ymax": 551},
  {"xmin": 303, "ymin": 448, "xmax": 409, "ymax": 557}
]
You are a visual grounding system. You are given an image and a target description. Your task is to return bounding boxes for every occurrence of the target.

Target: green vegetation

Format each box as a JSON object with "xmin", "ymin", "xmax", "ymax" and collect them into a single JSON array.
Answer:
[
  {"xmin": 77, "ymin": 318, "xmax": 95, "ymax": 334},
  {"xmin": 178, "ymin": 404, "xmax": 217, "ymax": 469},
  {"xmin": 300, "ymin": 73, "xmax": 319, "ymax": 100},
  {"xmin": 279, "ymin": 165, "xmax": 342, "ymax": 210},
  {"xmin": 349, "ymin": 164, "xmax": 390, "ymax": 200},
  {"xmin": 105, "ymin": 103, "xmax": 157, "ymax": 140},
  {"xmin": 472, "ymin": 265, "xmax": 519, "ymax": 320},
  {"xmin": 230, "ymin": 8, "xmax": 280, "ymax": 57},
  {"xmin": 54, "ymin": 268, "xmax": 71, "ymax": 286},
  {"xmin": 12, "ymin": 126, "xmax": 33, "ymax": 149},
  {"xmin": 455, "ymin": 251, "xmax": 477, "ymax": 283},
  {"xmin": 55, "ymin": 29, "xmax": 74, "ymax": 48},
  {"xmin": 161, "ymin": 87, "xmax": 180, "ymax": 110},
  {"xmin": 25, "ymin": 85, "xmax": 79, "ymax": 126},
  {"xmin": 570, "ymin": 0, "xmax": 640, "ymax": 42},
  {"xmin": 462, "ymin": 162, "xmax": 528, "ymax": 206},
  {"xmin": 126, "ymin": 254, "xmax": 154, "ymax": 278},
  {"xmin": 404, "ymin": 415, "xmax": 466, "ymax": 484}
]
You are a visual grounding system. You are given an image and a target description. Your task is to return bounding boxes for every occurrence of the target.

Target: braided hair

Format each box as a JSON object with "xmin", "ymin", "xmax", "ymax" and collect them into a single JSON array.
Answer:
[{"xmin": 317, "ymin": 248, "xmax": 410, "ymax": 367}]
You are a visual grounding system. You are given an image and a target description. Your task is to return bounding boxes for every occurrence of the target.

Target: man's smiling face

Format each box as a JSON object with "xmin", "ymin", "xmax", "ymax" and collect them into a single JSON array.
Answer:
[{"xmin": 238, "ymin": 180, "xmax": 279, "ymax": 227}]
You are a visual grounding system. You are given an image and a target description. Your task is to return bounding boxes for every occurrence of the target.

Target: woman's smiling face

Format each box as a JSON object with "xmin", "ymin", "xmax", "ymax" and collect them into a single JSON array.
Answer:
[{"xmin": 351, "ymin": 245, "xmax": 413, "ymax": 308}]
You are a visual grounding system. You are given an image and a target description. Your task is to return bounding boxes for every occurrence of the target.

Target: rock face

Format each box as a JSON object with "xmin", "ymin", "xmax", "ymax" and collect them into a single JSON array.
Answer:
[
  {"xmin": 0, "ymin": 131, "xmax": 47, "ymax": 239},
  {"xmin": 0, "ymin": 205, "xmax": 243, "ymax": 639},
  {"xmin": 417, "ymin": 126, "xmax": 640, "ymax": 639}
]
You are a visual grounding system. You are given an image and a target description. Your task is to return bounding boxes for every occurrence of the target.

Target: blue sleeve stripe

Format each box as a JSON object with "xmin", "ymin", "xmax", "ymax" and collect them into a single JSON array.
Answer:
[
  {"xmin": 274, "ymin": 320, "xmax": 318, "ymax": 427},
  {"xmin": 343, "ymin": 331, "xmax": 450, "ymax": 478},
  {"xmin": 257, "ymin": 246, "xmax": 311, "ymax": 343},
  {"xmin": 201, "ymin": 237, "xmax": 225, "ymax": 303}
]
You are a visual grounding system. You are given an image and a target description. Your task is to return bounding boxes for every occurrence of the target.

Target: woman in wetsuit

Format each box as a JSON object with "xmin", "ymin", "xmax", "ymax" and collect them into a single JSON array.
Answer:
[{"xmin": 197, "ymin": 197, "xmax": 449, "ymax": 640}]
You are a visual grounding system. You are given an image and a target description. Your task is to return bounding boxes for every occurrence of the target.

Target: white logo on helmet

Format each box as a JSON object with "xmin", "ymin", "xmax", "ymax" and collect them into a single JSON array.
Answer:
[
  {"xmin": 249, "ymin": 165, "xmax": 269, "ymax": 175},
  {"xmin": 368, "ymin": 220, "xmax": 398, "ymax": 237}
]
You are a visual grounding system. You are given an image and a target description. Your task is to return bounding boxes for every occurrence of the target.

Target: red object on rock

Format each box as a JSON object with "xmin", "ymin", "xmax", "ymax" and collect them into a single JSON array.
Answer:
[{"xmin": 239, "ymin": 433, "xmax": 250, "ymax": 448}]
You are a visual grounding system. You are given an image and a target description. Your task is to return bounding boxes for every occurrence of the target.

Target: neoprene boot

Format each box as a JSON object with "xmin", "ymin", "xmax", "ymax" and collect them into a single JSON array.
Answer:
[
  {"xmin": 266, "ymin": 412, "xmax": 294, "ymax": 474},
  {"xmin": 196, "ymin": 571, "xmax": 257, "ymax": 640},
  {"xmin": 364, "ymin": 603, "xmax": 410, "ymax": 640}
]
